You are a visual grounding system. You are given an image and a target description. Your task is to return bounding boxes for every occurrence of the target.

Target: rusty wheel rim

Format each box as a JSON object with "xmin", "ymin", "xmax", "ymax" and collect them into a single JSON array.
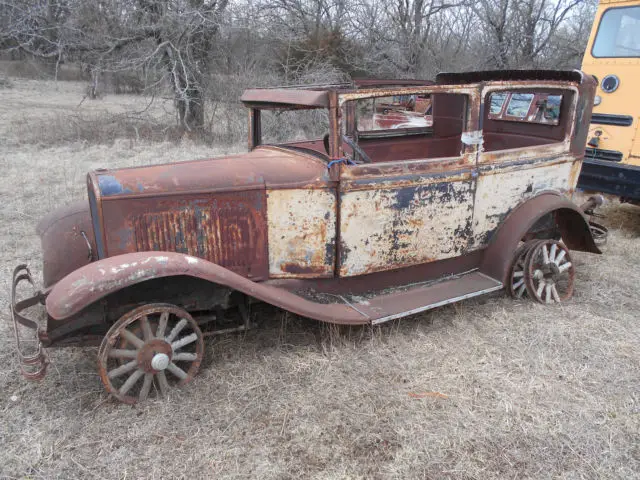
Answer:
[
  {"xmin": 98, "ymin": 303, "xmax": 204, "ymax": 404},
  {"xmin": 524, "ymin": 240, "xmax": 575, "ymax": 304},
  {"xmin": 507, "ymin": 241, "xmax": 538, "ymax": 299}
]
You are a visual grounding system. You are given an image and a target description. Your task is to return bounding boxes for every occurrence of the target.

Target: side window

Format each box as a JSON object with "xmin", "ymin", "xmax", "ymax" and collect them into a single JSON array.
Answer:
[
  {"xmin": 488, "ymin": 91, "xmax": 563, "ymax": 126},
  {"xmin": 354, "ymin": 94, "xmax": 433, "ymax": 136},
  {"xmin": 341, "ymin": 92, "xmax": 466, "ymax": 163}
]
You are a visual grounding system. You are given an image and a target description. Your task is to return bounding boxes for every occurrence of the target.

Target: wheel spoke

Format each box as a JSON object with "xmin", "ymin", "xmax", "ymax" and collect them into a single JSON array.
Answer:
[
  {"xmin": 513, "ymin": 278, "xmax": 525, "ymax": 290},
  {"xmin": 555, "ymin": 250, "xmax": 567, "ymax": 265},
  {"xmin": 119, "ymin": 369, "xmax": 144, "ymax": 395},
  {"xmin": 166, "ymin": 362, "xmax": 188, "ymax": 380},
  {"xmin": 544, "ymin": 284, "xmax": 552, "ymax": 304},
  {"xmin": 513, "ymin": 270, "xmax": 524, "ymax": 278},
  {"xmin": 139, "ymin": 373, "xmax": 153, "ymax": 402},
  {"xmin": 542, "ymin": 245, "xmax": 550, "ymax": 264},
  {"xmin": 549, "ymin": 243, "xmax": 557, "ymax": 263},
  {"xmin": 516, "ymin": 283, "xmax": 526, "ymax": 298},
  {"xmin": 166, "ymin": 318, "xmax": 187, "ymax": 343},
  {"xmin": 140, "ymin": 315, "xmax": 153, "ymax": 341},
  {"xmin": 120, "ymin": 329, "xmax": 144, "ymax": 348},
  {"xmin": 108, "ymin": 360, "xmax": 138, "ymax": 379},
  {"xmin": 156, "ymin": 311, "xmax": 169, "ymax": 338},
  {"xmin": 551, "ymin": 284, "xmax": 561, "ymax": 303},
  {"xmin": 534, "ymin": 269, "xmax": 544, "ymax": 280},
  {"xmin": 173, "ymin": 352, "xmax": 197, "ymax": 362},
  {"xmin": 108, "ymin": 349, "xmax": 138, "ymax": 359},
  {"xmin": 171, "ymin": 332, "xmax": 198, "ymax": 351},
  {"xmin": 536, "ymin": 281, "xmax": 545, "ymax": 298},
  {"xmin": 156, "ymin": 371, "xmax": 169, "ymax": 396},
  {"xmin": 558, "ymin": 262, "xmax": 572, "ymax": 273}
]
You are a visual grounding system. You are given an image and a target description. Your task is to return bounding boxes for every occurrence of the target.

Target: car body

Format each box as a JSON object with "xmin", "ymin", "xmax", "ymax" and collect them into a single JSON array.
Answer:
[{"xmin": 11, "ymin": 70, "xmax": 603, "ymax": 402}]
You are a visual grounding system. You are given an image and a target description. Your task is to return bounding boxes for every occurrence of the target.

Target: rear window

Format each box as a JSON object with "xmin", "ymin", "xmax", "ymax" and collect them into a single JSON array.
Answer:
[
  {"xmin": 505, "ymin": 93, "xmax": 534, "ymax": 118},
  {"xmin": 592, "ymin": 6, "xmax": 640, "ymax": 58},
  {"xmin": 488, "ymin": 91, "xmax": 563, "ymax": 126}
]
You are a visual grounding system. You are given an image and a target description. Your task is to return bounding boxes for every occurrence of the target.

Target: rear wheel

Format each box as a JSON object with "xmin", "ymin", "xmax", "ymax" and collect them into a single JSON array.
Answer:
[
  {"xmin": 507, "ymin": 240, "xmax": 539, "ymax": 299},
  {"xmin": 97, "ymin": 303, "xmax": 204, "ymax": 404},
  {"xmin": 523, "ymin": 240, "xmax": 575, "ymax": 304}
]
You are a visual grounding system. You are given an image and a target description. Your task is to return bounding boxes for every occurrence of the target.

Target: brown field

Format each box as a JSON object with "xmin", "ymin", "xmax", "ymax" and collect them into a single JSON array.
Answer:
[{"xmin": 1, "ymin": 80, "xmax": 639, "ymax": 479}]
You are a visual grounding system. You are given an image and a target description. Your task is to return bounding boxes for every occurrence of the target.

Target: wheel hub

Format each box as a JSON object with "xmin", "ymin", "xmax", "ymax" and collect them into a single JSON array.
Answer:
[
  {"xmin": 137, "ymin": 339, "xmax": 173, "ymax": 373},
  {"xmin": 151, "ymin": 353, "xmax": 170, "ymax": 371}
]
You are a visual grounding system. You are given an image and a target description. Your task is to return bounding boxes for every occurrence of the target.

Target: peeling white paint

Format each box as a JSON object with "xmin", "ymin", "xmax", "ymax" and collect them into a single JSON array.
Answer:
[
  {"xmin": 185, "ymin": 256, "xmax": 199, "ymax": 265},
  {"xmin": 472, "ymin": 159, "xmax": 573, "ymax": 247},
  {"xmin": 267, "ymin": 189, "xmax": 336, "ymax": 277},
  {"xmin": 340, "ymin": 180, "xmax": 474, "ymax": 277}
]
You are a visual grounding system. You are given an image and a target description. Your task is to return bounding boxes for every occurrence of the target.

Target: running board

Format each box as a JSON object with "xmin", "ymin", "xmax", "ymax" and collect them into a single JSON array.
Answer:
[{"xmin": 348, "ymin": 272, "xmax": 503, "ymax": 325}]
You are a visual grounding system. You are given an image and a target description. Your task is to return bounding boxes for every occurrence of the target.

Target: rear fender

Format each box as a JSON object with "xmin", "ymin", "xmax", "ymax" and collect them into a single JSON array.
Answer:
[
  {"xmin": 481, "ymin": 193, "xmax": 601, "ymax": 284},
  {"xmin": 46, "ymin": 252, "xmax": 367, "ymax": 325}
]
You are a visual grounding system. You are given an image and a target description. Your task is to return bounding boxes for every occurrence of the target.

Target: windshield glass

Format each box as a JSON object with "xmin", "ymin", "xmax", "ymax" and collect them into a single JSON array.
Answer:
[{"xmin": 592, "ymin": 6, "xmax": 640, "ymax": 57}]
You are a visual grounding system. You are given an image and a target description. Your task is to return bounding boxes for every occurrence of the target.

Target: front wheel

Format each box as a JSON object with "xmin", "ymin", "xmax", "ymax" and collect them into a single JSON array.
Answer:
[{"xmin": 97, "ymin": 303, "xmax": 204, "ymax": 404}]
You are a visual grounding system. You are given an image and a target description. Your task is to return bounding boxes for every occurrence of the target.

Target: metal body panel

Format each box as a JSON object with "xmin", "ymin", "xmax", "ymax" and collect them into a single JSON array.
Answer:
[
  {"xmin": 36, "ymin": 201, "xmax": 97, "ymax": 287},
  {"xmin": 101, "ymin": 191, "xmax": 269, "ymax": 280},
  {"xmin": 267, "ymin": 188, "xmax": 337, "ymax": 278},
  {"xmin": 472, "ymin": 159, "xmax": 576, "ymax": 247},
  {"xmin": 338, "ymin": 169, "xmax": 475, "ymax": 277}
]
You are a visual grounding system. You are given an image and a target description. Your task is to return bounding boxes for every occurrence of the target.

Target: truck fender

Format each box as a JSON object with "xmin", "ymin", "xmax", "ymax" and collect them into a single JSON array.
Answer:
[
  {"xmin": 45, "ymin": 252, "xmax": 368, "ymax": 325},
  {"xmin": 481, "ymin": 192, "xmax": 601, "ymax": 284}
]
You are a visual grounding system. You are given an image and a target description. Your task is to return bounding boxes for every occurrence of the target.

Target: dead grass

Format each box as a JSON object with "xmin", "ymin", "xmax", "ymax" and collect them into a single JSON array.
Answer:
[{"xmin": 0, "ymin": 80, "xmax": 639, "ymax": 479}]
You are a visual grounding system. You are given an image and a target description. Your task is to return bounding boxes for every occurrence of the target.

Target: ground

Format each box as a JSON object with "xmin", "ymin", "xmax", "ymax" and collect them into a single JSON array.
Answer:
[{"xmin": 0, "ymin": 79, "xmax": 638, "ymax": 479}]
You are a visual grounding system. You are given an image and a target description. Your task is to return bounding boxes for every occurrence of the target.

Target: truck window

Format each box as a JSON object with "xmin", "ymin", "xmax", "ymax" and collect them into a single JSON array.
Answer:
[
  {"xmin": 355, "ymin": 94, "xmax": 433, "ymax": 134},
  {"xmin": 343, "ymin": 93, "xmax": 466, "ymax": 163},
  {"xmin": 487, "ymin": 91, "xmax": 562, "ymax": 126},
  {"xmin": 483, "ymin": 89, "xmax": 571, "ymax": 152},
  {"xmin": 592, "ymin": 6, "xmax": 640, "ymax": 58}
]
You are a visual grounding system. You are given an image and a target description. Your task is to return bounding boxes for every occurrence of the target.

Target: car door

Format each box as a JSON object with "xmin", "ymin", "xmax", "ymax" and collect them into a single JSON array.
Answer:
[{"xmin": 337, "ymin": 91, "xmax": 480, "ymax": 277}]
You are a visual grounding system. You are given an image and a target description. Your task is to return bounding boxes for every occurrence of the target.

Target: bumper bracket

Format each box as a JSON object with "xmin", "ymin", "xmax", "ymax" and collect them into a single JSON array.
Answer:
[{"xmin": 11, "ymin": 265, "xmax": 49, "ymax": 380}]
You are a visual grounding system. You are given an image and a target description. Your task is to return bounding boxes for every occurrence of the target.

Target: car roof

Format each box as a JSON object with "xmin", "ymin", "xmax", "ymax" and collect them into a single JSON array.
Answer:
[{"xmin": 239, "ymin": 70, "xmax": 585, "ymax": 108}]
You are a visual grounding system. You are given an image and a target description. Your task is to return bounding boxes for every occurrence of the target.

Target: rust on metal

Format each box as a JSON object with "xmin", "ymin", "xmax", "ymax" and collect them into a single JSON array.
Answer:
[
  {"xmin": 267, "ymin": 188, "xmax": 336, "ymax": 278},
  {"xmin": 37, "ymin": 200, "xmax": 97, "ymax": 287},
  {"xmin": 11, "ymin": 70, "xmax": 604, "ymax": 394}
]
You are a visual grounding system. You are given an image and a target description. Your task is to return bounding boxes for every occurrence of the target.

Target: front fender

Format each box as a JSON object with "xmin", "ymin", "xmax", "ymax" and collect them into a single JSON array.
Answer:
[
  {"xmin": 481, "ymin": 193, "xmax": 601, "ymax": 284},
  {"xmin": 45, "ymin": 252, "xmax": 368, "ymax": 325}
]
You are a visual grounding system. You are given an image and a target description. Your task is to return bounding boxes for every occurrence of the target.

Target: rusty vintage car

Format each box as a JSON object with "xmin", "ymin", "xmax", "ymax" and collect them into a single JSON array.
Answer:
[{"xmin": 11, "ymin": 70, "xmax": 605, "ymax": 404}]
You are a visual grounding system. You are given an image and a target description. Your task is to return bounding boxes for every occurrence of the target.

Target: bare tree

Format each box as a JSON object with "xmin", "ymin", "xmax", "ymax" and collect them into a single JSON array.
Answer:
[{"xmin": 1, "ymin": 0, "xmax": 229, "ymax": 132}]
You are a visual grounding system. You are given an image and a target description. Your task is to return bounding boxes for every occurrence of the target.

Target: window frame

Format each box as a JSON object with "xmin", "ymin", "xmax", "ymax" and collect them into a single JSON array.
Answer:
[{"xmin": 591, "ymin": 5, "xmax": 640, "ymax": 59}]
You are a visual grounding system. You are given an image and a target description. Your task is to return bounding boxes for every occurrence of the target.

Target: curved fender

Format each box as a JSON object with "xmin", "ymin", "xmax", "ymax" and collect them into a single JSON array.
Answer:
[
  {"xmin": 46, "ymin": 252, "xmax": 368, "ymax": 325},
  {"xmin": 481, "ymin": 193, "xmax": 601, "ymax": 284}
]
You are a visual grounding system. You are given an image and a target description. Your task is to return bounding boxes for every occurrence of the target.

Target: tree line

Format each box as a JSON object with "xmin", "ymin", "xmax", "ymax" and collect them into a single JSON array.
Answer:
[{"xmin": 0, "ymin": 0, "xmax": 597, "ymax": 133}]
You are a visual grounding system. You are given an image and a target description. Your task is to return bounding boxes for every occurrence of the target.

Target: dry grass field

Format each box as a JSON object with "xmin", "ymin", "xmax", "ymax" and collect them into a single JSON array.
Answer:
[{"xmin": 1, "ymin": 79, "xmax": 639, "ymax": 479}]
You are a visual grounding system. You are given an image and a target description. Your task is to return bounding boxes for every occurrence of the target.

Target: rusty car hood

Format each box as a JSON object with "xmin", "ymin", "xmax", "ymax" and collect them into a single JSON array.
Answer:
[{"xmin": 89, "ymin": 146, "xmax": 331, "ymax": 199}]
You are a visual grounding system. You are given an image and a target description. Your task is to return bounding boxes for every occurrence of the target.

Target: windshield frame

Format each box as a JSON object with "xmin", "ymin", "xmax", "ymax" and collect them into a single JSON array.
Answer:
[{"xmin": 591, "ymin": 5, "xmax": 640, "ymax": 59}]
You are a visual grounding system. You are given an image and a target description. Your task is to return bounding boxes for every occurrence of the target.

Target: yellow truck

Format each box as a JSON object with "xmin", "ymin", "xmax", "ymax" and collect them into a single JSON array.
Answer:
[{"xmin": 578, "ymin": 0, "xmax": 640, "ymax": 203}]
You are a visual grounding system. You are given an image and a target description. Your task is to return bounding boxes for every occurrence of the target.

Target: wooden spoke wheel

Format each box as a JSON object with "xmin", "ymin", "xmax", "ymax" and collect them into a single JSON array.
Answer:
[
  {"xmin": 98, "ymin": 303, "xmax": 204, "ymax": 404},
  {"xmin": 524, "ymin": 240, "xmax": 575, "ymax": 304},
  {"xmin": 507, "ymin": 240, "xmax": 539, "ymax": 299}
]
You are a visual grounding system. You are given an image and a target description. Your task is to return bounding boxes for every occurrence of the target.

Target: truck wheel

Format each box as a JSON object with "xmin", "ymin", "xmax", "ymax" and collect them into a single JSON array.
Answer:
[
  {"xmin": 507, "ymin": 240, "xmax": 539, "ymax": 299},
  {"xmin": 97, "ymin": 303, "xmax": 204, "ymax": 404},
  {"xmin": 523, "ymin": 240, "xmax": 575, "ymax": 304}
]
